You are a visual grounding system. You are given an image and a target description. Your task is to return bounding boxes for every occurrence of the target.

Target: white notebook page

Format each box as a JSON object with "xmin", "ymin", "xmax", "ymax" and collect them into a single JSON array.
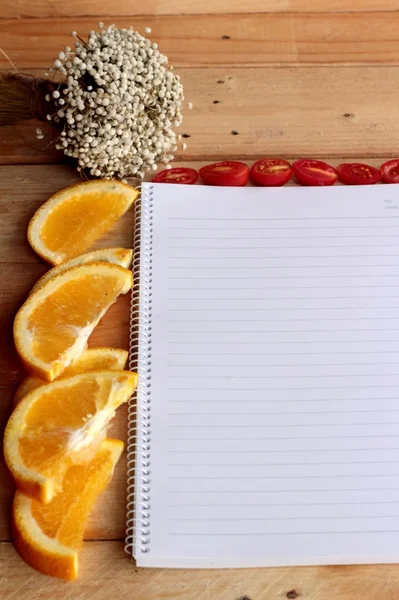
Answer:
[{"xmin": 135, "ymin": 181, "xmax": 399, "ymax": 567}]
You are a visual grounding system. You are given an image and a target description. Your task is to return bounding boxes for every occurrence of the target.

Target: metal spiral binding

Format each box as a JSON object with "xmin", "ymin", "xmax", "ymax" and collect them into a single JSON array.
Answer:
[{"xmin": 125, "ymin": 184, "xmax": 154, "ymax": 557}]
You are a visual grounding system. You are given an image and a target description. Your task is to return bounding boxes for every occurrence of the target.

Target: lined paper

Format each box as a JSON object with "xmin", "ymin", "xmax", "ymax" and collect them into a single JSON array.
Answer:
[{"xmin": 135, "ymin": 182, "xmax": 399, "ymax": 567}]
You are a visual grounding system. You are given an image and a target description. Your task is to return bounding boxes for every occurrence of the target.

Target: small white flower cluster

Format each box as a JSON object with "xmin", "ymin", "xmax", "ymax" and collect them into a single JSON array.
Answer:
[{"xmin": 46, "ymin": 24, "xmax": 189, "ymax": 179}]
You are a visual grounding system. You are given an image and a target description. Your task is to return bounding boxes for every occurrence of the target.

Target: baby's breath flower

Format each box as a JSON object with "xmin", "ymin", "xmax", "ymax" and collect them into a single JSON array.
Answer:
[{"xmin": 49, "ymin": 24, "xmax": 186, "ymax": 179}]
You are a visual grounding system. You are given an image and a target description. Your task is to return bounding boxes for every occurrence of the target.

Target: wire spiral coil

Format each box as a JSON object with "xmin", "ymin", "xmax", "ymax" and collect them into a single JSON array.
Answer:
[{"xmin": 125, "ymin": 184, "xmax": 154, "ymax": 556}]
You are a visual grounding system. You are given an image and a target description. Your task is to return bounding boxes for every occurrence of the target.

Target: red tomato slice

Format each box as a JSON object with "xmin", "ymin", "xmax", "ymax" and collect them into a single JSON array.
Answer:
[
  {"xmin": 251, "ymin": 159, "xmax": 292, "ymax": 187},
  {"xmin": 380, "ymin": 160, "xmax": 399, "ymax": 184},
  {"xmin": 199, "ymin": 161, "xmax": 249, "ymax": 186},
  {"xmin": 292, "ymin": 159, "xmax": 337, "ymax": 186},
  {"xmin": 153, "ymin": 167, "xmax": 198, "ymax": 184},
  {"xmin": 336, "ymin": 162, "xmax": 381, "ymax": 185}
]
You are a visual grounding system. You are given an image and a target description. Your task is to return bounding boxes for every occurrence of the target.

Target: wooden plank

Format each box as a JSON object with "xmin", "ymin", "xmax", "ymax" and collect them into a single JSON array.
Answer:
[
  {"xmin": 1, "ymin": 0, "xmax": 397, "ymax": 18},
  {"xmin": 0, "ymin": 395, "xmax": 14, "ymax": 541},
  {"xmin": 2, "ymin": 66, "xmax": 399, "ymax": 165},
  {"xmin": 3, "ymin": 540, "xmax": 399, "ymax": 599},
  {"xmin": 167, "ymin": 66, "xmax": 399, "ymax": 159},
  {"xmin": 0, "ymin": 123, "xmax": 61, "ymax": 166},
  {"xmin": 2, "ymin": 13, "xmax": 399, "ymax": 70}
]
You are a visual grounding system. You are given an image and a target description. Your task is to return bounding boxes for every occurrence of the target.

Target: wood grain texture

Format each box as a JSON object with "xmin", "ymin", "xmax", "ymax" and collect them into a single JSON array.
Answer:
[
  {"xmin": 2, "ymin": 66, "xmax": 399, "ymax": 166},
  {"xmin": 2, "ymin": 13, "xmax": 399, "ymax": 69},
  {"xmin": 2, "ymin": 0, "xmax": 397, "ymax": 18},
  {"xmin": 0, "ymin": 123, "xmax": 62, "ymax": 165},
  {"xmin": 2, "ymin": 1, "xmax": 399, "ymax": 592},
  {"xmin": 3, "ymin": 540, "xmax": 399, "ymax": 599}
]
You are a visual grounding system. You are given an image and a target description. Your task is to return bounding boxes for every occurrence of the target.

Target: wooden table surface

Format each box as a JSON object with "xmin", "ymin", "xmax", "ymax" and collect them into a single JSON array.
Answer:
[{"xmin": 2, "ymin": 1, "xmax": 399, "ymax": 598}]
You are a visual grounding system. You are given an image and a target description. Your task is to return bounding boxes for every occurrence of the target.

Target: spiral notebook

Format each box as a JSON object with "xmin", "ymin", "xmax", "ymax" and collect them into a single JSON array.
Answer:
[{"xmin": 125, "ymin": 181, "xmax": 399, "ymax": 568}]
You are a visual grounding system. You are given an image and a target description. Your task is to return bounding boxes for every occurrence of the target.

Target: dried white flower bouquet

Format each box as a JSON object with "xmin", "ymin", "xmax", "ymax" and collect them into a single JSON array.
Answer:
[{"xmin": 0, "ymin": 23, "xmax": 191, "ymax": 180}]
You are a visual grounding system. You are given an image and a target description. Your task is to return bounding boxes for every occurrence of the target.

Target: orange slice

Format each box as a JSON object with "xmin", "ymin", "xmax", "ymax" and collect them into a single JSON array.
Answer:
[
  {"xmin": 13, "ymin": 347, "xmax": 129, "ymax": 406},
  {"xmin": 30, "ymin": 248, "xmax": 133, "ymax": 295},
  {"xmin": 12, "ymin": 438, "xmax": 123, "ymax": 581},
  {"xmin": 27, "ymin": 180, "xmax": 138, "ymax": 265},
  {"xmin": 4, "ymin": 370, "xmax": 136, "ymax": 504},
  {"xmin": 14, "ymin": 261, "xmax": 133, "ymax": 381}
]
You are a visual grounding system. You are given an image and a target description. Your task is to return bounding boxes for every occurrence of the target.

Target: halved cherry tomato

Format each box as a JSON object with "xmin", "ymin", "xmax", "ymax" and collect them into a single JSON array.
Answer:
[
  {"xmin": 251, "ymin": 159, "xmax": 292, "ymax": 187},
  {"xmin": 199, "ymin": 161, "xmax": 249, "ymax": 186},
  {"xmin": 153, "ymin": 167, "xmax": 198, "ymax": 184},
  {"xmin": 292, "ymin": 159, "xmax": 337, "ymax": 186},
  {"xmin": 336, "ymin": 162, "xmax": 381, "ymax": 185},
  {"xmin": 380, "ymin": 159, "xmax": 399, "ymax": 184}
]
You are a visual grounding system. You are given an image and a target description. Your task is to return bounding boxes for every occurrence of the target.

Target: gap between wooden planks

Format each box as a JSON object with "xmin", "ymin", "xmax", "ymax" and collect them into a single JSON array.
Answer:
[
  {"xmin": 1, "ymin": 0, "xmax": 398, "ymax": 18},
  {"xmin": 3, "ymin": 540, "xmax": 399, "ymax": 600},
  {"xmin": 2, "ymin": 12, "xmax": 399, "ymax": 69},
  {"xmin": 2, "ymin": 66, "xmax": 399, "ymax": 166}
]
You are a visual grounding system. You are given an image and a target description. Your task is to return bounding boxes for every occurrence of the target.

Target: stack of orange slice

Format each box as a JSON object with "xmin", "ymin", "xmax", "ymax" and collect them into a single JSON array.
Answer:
[
  {"xmin": 13, "ymin": 438, "xmax": 124, "ymax": 581},
  {"xmin": 3, "ymin": 180, "xmax": 139, "ymax": 580}
]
